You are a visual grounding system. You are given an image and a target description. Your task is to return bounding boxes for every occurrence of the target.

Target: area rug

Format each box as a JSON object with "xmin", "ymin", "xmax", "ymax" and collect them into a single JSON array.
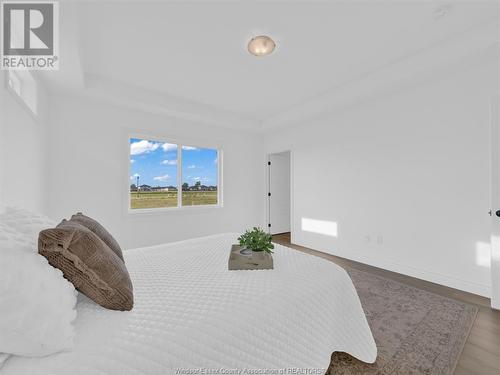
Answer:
[{"xmin": 327, "ymin": 267, "xmax": 478, "ymax": 374}]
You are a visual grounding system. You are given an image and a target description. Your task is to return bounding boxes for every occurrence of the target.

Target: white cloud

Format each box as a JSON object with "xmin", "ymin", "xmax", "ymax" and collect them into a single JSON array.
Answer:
[
  {"xmin": 182, "ymin": 145, "xmax": 197, "ymax": 151},
  {"xmin": 187, "ymin": 164, "xmax": 196, "ymax": 169},
  {"xmin": 130, "ymin": 159, "xmax": 135, "ymax": 163},
  {"xmin": 153, "ymin": 175, "xmax": 170, "ymax": 182},
  {"xmin": 162, "ymin": 143, "xmax": 177, "ymax": 152},
  {"xmin": 130, "ymin": 140, "xmax": 159, "ymax": 155},
  {"xmin": 193, "ymin": 177, "xmax": 201, "ymax": 181},
  {"xmin": 161, "ymin": 159, "xmax": 177, "ymax": 165},
  {"xmin": 130, "ymin": 173, "xmax": 140, "ymax": 180}
]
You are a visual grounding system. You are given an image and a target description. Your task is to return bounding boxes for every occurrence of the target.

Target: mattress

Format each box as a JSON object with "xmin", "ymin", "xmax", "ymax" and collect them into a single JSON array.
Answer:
[{"xmin": 1, "ymin": 233, "xmax": 377, "ymax": 375}]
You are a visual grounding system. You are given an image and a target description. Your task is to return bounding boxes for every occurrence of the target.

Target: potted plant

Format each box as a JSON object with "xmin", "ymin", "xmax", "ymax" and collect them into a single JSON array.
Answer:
[{"xmin": 238, "ymin": 227, "xmax": 274, "ymax": 256}]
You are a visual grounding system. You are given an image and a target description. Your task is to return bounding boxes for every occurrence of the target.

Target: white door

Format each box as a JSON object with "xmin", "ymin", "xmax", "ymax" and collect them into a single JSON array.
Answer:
[
  {"xmin": 269, "ymin": 151, "xmax": 291, "ymax": 235},
  {"xmin": 491, "ymin": 94, "xmax": 500, "ymax": 310}
]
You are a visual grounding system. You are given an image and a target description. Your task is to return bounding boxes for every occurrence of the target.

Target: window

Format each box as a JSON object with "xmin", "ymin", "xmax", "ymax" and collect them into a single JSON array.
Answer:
[
  {"xmin": 181, "ymin": 145, "xmax": 219, "ymax": 206},
  {"xmin": 7, "ymin": 70, "xmax": 21, "ymax": 96},
  {"xmin": 7, "ymin": 69, "xmax": 37, "ymax": 115},
  {"xmin": 129, "ymin": 137, "xmax": 220, "ymax": 210}
]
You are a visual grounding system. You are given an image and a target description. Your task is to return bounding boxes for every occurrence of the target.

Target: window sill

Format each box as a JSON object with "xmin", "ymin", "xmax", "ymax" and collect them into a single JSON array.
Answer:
[{"xmin": 126, "ymin": 204, "xmax": 223, "ymax": 217}]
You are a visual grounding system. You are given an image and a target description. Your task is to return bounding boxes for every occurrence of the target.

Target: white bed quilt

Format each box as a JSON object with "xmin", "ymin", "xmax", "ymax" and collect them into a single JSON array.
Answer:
[{"xmin": 1, "ymin": 233, "xmax": 376, "ymax": 375}]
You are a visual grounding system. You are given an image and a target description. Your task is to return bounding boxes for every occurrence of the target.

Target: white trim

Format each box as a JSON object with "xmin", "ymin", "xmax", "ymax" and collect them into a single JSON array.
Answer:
[
  {"xmin": 124, "ymin": 130, "xmax": 223, "ymax": 216},
  {"xmin": 490, "ymin": 92, "xmax": 500, "ymax": 310},
  {"xmin": 290, "ymin": 150, "xmax": 295, "ymax": 244},
  {"xmin": 266, "ymin": 149, "xmax": 293, "ymax": 237},
  {"xmin": 217, "ymin": 149, "xmax": 224, "ymax": 207},
  {"xmin": 127, "ymin": 204, "xmax": 223, "ymax": 217}
]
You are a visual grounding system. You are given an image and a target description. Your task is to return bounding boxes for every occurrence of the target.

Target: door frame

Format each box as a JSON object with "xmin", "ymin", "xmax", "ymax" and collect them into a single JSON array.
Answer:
[
  {"xmin": 491, "ymin": 93, "xmax": 500, "ymax": 310},
  {"xmin": 266, "ymin": 149, "xmax": 293, "ymax": 240}
]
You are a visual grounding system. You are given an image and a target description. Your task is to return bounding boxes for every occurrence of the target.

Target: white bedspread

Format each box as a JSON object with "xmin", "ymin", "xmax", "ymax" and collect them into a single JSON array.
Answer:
[{"xmin": 1, "ymin": 233, "xmax": 376, "ymax": 375}]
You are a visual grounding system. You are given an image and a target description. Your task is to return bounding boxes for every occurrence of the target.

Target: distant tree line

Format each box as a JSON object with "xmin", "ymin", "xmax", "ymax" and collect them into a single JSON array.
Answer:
[
  {"xmin": 182, "ymin": 181, "xmax": 217, "ymax": 191},
  {"xmin": 130, "ymin": 181, "xmax": 217, "ymax": 192}
]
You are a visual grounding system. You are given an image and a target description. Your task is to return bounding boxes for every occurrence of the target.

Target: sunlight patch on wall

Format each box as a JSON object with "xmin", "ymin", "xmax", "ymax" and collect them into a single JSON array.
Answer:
[
  {"xmin": 475, "ymin": 241, "xmax": 491, "ymax": 268},
  {"xmin": 301, "ymin": 218, "xmax": 338, "ymax": 237}
]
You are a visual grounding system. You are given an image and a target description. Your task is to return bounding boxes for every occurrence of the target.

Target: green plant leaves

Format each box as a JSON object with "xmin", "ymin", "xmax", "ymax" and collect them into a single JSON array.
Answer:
[{"xmin": 237, "ymin": 227, "xmax": 274, "ymax": 254}]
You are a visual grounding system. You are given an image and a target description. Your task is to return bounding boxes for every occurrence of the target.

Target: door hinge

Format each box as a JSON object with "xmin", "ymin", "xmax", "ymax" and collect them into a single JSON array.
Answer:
[
  {"xmin": 268, "ymin": 223, "xmax": 271, "ymax": 228},
  {"xmin": 268, "ymin": 161, "xmax": 271, "ymax": 166},
  {"xmin": 268, "ymin": 192, "xmax": 271, "ymax": 197}
]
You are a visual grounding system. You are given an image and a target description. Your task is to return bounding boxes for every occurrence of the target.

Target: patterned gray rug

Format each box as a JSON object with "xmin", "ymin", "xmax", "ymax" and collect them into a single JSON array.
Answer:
[{"xmin": 327, "ymin": 268, "xmax": 478, "ymax": 375}]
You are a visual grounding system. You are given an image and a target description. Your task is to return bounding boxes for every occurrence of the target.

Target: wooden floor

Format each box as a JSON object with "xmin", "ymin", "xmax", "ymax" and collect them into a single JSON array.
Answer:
[{"xmin": 272, "ymin": 232, "xmax": 500, "ymax": 375}]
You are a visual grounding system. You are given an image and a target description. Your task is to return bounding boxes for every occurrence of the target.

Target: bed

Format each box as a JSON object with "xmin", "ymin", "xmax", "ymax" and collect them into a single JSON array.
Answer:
[{"xmin": 1, "ymin": 233, "xmax": 377, "ymax": 375}]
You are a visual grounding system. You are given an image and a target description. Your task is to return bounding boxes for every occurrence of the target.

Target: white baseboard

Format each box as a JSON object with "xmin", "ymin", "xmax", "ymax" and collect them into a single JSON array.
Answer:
[{"xmin": 295, "ymin": 240, "xmax": 491, "ymax": 298}]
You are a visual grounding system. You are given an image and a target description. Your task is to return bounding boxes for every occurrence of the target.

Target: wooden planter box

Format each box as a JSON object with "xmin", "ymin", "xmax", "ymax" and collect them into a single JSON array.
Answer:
[{"xmin": 228, "ymin": 244, "xmax": 274, "ymax": 270}]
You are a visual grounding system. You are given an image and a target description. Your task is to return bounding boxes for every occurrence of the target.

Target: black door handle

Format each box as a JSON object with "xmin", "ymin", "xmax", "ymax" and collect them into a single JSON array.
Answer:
[{"xmin": 496, "ymin": 210, "xmax": 500, "ymax": 217}]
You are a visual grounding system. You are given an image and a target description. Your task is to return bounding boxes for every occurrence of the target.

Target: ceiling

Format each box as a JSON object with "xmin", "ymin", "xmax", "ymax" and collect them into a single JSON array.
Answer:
[{"xmin": 43, "ymin": 1, "xmax": 500, "ymax": 129}]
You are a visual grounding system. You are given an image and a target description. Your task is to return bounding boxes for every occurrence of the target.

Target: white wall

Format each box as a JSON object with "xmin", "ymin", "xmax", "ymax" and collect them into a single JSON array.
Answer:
[
  {"xmin": 0, "ymin": 75, "xmax": 4, "ymax": 212},
  {"xmin": 47, "ymin": 96, "xmax": 266, "ymax": 249},
  {"xmin": 266, "ymin": 54, "xmax": 499, "ymax": 297},
  {"xmin": 0, "ymin": 72, "xmax": 49, "ymax": 214}
]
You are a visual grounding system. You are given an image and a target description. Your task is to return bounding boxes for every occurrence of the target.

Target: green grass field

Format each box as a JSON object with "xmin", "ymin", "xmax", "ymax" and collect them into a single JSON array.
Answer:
[{"xmin": 130, "ymin": 191, "xmax": 217, "ymax": 209}]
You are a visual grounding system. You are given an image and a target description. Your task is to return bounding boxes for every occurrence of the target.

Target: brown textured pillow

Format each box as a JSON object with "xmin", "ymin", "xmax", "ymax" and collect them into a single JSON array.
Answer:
[
  {"xmin": 39, "ymin": 219, "xmax": 133, "ymax": 311},
  {"xmin": 70, "ymin": 212, "xmax": 124, "ymax": 262}
]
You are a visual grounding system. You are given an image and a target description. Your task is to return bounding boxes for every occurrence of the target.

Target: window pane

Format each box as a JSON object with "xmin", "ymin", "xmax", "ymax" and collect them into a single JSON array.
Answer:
[
  {"xmin": 8, "ymin": 71, "xmax": 21, "ymax": 96},
  {"xmin": 129, "ymin": 138, "xmax": 178, "ymax": 209},
  {"xmin": 8, "ymin": 70, "xmax": 37, "ymax": 115},
  {"xmin": 181, "ymin": 146, "xmax": 218, "ymax": 206}
]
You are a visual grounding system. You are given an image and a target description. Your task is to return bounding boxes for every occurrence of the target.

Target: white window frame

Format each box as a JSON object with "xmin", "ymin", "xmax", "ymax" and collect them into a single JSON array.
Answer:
[
  {"xmin": 5, "ymin": 69, "xmax": 38, "ymax": 119},
  {"xmin": 7, "ymin": 70, "xmax": 21, "ymax": 96},
  {"xmin": 125, "ymin": 132, "xmax": 223, "ymax": 215}
]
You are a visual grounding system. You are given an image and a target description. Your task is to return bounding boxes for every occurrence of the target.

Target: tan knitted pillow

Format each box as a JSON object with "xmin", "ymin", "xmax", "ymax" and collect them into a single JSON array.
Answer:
[
  {"xmin": 38, "ymin": 220, "xmax": 133, "ymax": 311},
  {"xmin": 70, "ymin": 212, "xmax": 124, "ymax": 262}
]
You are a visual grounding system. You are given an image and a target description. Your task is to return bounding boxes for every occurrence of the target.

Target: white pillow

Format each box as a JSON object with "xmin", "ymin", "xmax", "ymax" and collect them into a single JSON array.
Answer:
[
  {"xmin": 1, "ymin": 207, "xmax": 57, "ymax": 246},
  {"xmin": 0, "ymin": 218, "xmax": 77, "ymax": 357}
]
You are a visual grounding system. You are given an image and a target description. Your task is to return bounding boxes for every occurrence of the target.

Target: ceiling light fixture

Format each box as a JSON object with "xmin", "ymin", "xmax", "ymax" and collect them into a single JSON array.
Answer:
[{"xmin": 247, "ymin": 35, "xmax": 276, "ymax": 57}]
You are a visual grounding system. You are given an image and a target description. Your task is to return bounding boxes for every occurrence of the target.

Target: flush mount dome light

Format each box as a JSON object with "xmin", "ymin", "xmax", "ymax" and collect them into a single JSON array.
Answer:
[{"xmin": 247, "ymin": 35, "xmax": 276, "ymax": 57}]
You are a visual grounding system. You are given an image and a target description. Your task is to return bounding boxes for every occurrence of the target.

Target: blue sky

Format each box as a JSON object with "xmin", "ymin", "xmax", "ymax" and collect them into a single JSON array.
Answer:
[{"xmin": 130, "ymin": 138, "xmax": 218, "ymax": 187}]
